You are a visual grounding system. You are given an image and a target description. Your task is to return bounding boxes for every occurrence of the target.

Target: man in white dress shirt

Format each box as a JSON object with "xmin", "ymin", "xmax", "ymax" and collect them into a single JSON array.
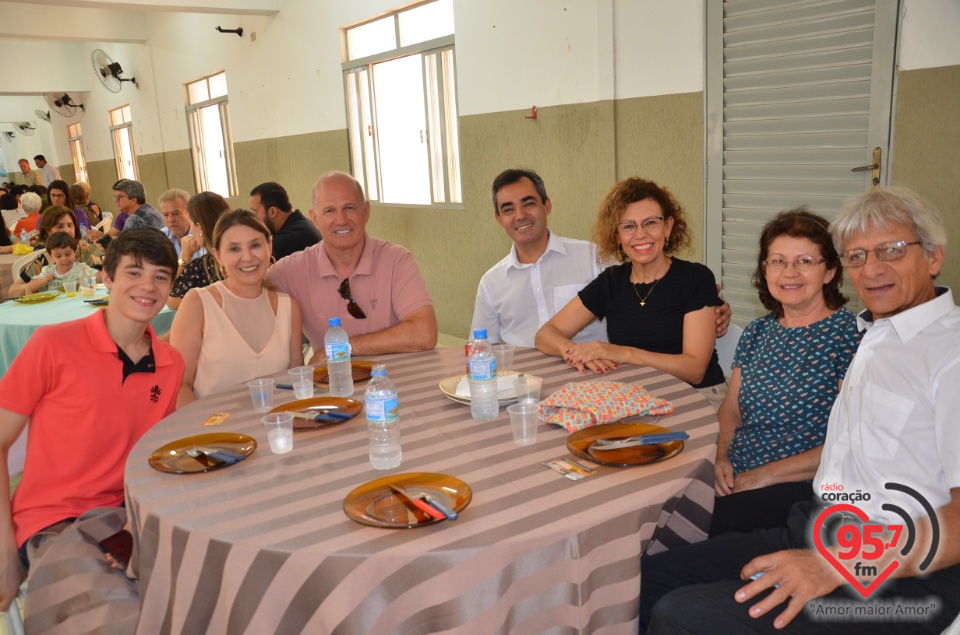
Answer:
[
  {"xmin": 32, "ymin": 155, "xmax": 60, "ymax": 186},
  {"xmin": 472, "ymin": 169, "xmax": 729, "ymax": 347}
]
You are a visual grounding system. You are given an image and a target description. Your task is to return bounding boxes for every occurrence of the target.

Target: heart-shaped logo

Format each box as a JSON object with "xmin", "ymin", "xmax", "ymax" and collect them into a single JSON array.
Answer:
[{"xmin": 812, "ymin": 504, "xmax": 900, "ymax": 598}]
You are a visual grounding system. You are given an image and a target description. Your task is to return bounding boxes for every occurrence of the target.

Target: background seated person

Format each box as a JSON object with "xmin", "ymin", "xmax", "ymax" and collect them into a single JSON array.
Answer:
[
  {"xmin": 46, "ymin": 180, "xmax": 90, "ymax": 229},
  {"xmin": 18, "ymin": 206, "xmax": 102, "ymax": 283},
  {"xmin": 711, "ymin": 208, "xmax": 860, "ymax": 537},
  {"xmin": 170, "ymin": 210, "xmax": 303, "ymax": 407},
  {"xmin": 70, "ymin": 182, "xmax": 102, "ymax": 229},
  {"xmin": 11, "ymin": 192, "xmax": 41, "ymax": 238},
  {"xmin": 535, "ymin": 177, "xmax": 725, "ymax": 402},
  {"xmin": 9, "ymin": 232, "xmax": 97, "ymax": 298},
  {"xmin": 167, "ymin": 192, "xmax": 230, "ymax": 310}
]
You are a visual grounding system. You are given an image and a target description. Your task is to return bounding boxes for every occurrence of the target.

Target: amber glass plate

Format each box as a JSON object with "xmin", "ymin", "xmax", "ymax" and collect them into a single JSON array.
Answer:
[
  {"xmin": 566, "ymin": 423, "xmax": 684, "ymax": 467},
  {"xmin": 14, "ymin": 291, "xmax": 60, "ymax": 304},
  {"xmin": 344, "ymin": 472, "xmax": 472, "ymax": 528},
  {"xmin": 313, "ymin": 360, "xmax": 376, "ymax": 384},
  {"xmin": 270, "ymin": 397, "xmax": 363, "ymax": 429},
  {"xmin": 149, "ymin": 432, "xmax": 257, "ymax": 474}
]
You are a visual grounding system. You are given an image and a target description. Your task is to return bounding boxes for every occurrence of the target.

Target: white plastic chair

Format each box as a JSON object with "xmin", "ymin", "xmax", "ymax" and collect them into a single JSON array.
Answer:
[
  {"xmin": 11, "ymin": 249, "xmax": 45, "ymax": 283},
  {"xmin": 93, "ymin": 212, "xmax": 113, "ymax": 233},
  {"xmin": 1, "ymin": 581, "xmax": 25, "ymax": 635},
  {"xmin": 715, "ymin": 323, "xmax": 743, "ymax": 379}
]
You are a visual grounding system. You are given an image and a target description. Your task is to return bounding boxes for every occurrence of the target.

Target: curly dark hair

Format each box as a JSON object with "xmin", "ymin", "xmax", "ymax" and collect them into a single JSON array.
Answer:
[
  {"xmin": 592, "ymin": 177, "xmax": 690, "ymax": 263},
  {"xmin": 753, "ymin": 207, "xmax": 847, "ymax": 318}
]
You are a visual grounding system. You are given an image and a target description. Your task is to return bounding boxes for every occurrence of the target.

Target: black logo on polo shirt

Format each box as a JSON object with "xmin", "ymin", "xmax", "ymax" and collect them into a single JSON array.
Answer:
[{"xmin": 150, "ymin": 385, "xmax": 161, "ymax": 404}]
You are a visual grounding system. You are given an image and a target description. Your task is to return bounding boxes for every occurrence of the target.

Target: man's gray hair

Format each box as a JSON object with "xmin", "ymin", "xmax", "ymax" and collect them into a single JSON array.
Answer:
[
  {"xmin": 114, "ymin": 179, "xmax": 146, "ymax": 205},
  {"xmin": 831, "ymin": 186, "xmax": 947, "ymax": 258},
  {"xmin": 21, "ymin": 192, "xmax": 42, "ymax": 214},
  {"xmin": 158, "ymin": 188, "xmax": 190, "ymax": 207}
]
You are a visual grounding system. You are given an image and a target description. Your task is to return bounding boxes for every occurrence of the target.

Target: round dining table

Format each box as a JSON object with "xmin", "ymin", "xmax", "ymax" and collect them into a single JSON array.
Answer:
[
  {"xmin": 0, "ymin": 287, "xmax": 175, "ymax": 380},
  {"xmin": 125, "ymin": 346, "xmax": 719, "ymax": 635}
]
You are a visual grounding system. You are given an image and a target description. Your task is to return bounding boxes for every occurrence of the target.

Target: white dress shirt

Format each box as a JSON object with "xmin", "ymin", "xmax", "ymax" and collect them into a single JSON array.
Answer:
[
  {"xmin": 814, "ymin": 288, "xmax": 960, "ymax": 524},
  {"xmin": 41, "ymin": 163, "xmax": 61, "ymax": 186},
  {"xmin": 471, "ymin": 232, "xmax": 613, "ymax": 347}
]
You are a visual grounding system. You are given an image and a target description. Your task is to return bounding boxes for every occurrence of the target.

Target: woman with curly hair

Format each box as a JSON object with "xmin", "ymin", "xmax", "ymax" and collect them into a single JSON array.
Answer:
[
  {"xmin": 708, "ymin": 207, "xmax": 860, "ymax": 535},
  {"xmin": 536, "ymin": 177, "xmax": 726, "ymax": 396},
  {"xmin": 167, "ymin": 191, "xmax": 230, "ymax": 310}
]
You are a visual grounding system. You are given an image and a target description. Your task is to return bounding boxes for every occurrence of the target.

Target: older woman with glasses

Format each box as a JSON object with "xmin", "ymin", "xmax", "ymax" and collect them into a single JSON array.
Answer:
[
  {"xmin": 709, "ymin": 208, "xmax": 861, "ymax": 536},
  {"xmin": 536, "ymin": 177, "xmax": 727, "ymax": 402}
]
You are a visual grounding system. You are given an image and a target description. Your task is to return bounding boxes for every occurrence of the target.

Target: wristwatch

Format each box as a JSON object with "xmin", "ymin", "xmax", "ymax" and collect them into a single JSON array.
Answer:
[{"xmin": 177, "ymin": 258, "xmax": 185, "ymax": 267}]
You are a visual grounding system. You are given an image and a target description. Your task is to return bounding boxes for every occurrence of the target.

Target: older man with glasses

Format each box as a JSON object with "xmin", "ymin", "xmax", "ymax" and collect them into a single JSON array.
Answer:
[
  {"xmin": 267, "ymin": 171, "xmax": 437, "ymax": 358},
  {"xmin": 639, "ymin": 186, "xmax": 960, "ymax": 635}
]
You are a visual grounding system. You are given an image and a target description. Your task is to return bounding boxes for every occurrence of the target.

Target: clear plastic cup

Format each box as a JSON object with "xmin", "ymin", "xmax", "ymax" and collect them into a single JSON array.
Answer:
[
  {"xmin": 493, "ymin": 344, "xmax": 515, "ymax": 370},
  {"xmin": 262, "ymin": 412, "xmax": 294, "ymax": 454},
  {"xmin": 288, "ymin": 366, "xmax": 314, "ymax": 399},
  {"xmin": 63, "ymin": 280, "xmax": 78, "ymax": 297},
  {"xmin": 514, "ymin": 374, "xmax": 543, "ymax": 404},
  {"xmin": 247, "ymin": 378, "xmax": 275, "ymax": 413},
  {"xmin": 507, "ymin": 403, "xmax": 539, "ymax": 446}
]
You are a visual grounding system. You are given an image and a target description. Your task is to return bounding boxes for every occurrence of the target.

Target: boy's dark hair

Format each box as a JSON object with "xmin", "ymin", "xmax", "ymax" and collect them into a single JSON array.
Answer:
[
  {"xmin": 46, "ymin": 231, "xmax": 78, "ymax": 252},
  {"xmin": 102, "ymin": 228, "xmax": 178, "ymax": 281}
]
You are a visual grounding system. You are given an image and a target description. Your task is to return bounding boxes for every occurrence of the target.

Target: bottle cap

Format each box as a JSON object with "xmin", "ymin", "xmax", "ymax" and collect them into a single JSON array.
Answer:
[
  {"xmin": 371, "ymin": 364, "xmax": 387, "ymax": 377},
  {"xmin": 473, "ymin": 329, "xmax": 487, "ymax": 339},
  {"xmin": 328, "ymin": 317, "xmax": 341, "ymax": 327}
]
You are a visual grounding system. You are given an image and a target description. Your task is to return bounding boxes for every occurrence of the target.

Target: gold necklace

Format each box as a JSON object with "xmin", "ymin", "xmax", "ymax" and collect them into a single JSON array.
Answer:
[{"xmin": 632, "ymin": 277, "xmax": 662, "ymax": 307}]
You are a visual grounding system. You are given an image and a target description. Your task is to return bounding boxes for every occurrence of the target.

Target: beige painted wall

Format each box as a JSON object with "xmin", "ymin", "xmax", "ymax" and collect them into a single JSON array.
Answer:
[{"xmin": 890, "ymin": 64, "xmax": 960, "ymax": 292}]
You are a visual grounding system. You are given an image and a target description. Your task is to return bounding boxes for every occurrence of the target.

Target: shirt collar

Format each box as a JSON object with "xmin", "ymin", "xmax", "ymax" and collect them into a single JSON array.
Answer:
[
  {"xmin": 857, "ymin": 286, "xmax": 955, "ymax": 342},
  {"xmin": 318, "ymin": 232, "xmax": 372, "ymax": 279},
  {"xmin": 84, "ymin": 309, "xmax": 175, "ymax": 367},
  {"xmin": 507, "ymin": 231, "xmax": 562, "ymax": 269}
]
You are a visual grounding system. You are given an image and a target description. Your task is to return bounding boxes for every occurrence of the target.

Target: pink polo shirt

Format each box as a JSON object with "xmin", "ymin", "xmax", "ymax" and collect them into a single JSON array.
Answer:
[{"xmin": 267, "ymin": 233, "xmax": 433, "ymax": 349}]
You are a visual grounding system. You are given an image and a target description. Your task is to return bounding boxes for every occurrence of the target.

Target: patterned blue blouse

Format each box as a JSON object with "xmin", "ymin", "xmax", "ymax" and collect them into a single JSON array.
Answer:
[{"xmin": 727, "ymin": 308, "xmax": 861, "ymax": 475}]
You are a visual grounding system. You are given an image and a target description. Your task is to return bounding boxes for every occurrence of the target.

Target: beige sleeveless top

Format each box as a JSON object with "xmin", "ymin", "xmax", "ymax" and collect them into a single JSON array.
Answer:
[{"xmin": 193, "ymin": 282, "xmax": 292, "ymax": 398}]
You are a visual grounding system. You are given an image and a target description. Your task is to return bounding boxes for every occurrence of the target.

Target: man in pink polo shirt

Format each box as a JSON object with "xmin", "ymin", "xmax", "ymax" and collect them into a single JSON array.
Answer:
[{"xmin": 268, "ymin": 171, "xmax": 437, "ymax": 359}]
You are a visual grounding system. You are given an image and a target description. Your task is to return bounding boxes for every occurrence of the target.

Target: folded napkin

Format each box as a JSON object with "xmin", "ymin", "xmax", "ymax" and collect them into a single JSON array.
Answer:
[
  {"xmin": 455, "ymin": 374, "xmax": 517, "ymax": 399},
  {"xmin": 12, "ymin": 244, "xmax": 34, "ymax": 256},
  {"xmin": 538, "ymin": 381, "xmax": 674, "ymax": 432}
]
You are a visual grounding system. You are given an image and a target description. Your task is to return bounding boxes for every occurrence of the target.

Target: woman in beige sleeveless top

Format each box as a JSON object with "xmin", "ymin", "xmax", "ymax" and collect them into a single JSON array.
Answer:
[{"xmin": 170, "ymin": 210, "xmax": 303, "ymax": 406}]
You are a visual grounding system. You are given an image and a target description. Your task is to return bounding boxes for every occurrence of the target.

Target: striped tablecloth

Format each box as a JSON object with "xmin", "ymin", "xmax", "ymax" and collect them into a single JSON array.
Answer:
[{"xmin": 125, "ymin": 347, "xmax": 719, "ymax": 635}]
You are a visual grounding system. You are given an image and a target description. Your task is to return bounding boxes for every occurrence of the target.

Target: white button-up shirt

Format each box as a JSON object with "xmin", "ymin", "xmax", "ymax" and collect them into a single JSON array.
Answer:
[
  {"xmin": 471, "ymin": 232, "xmax": 613, "ymax": 347},
  {"xmin": 814, "ymin": 288, "xmax": 960, "ymax": 524}
]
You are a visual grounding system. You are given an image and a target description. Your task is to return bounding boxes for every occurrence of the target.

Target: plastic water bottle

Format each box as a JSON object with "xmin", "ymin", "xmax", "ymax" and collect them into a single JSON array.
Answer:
[
  {"xmin": 468, "ymin": 329, "xmax": 498, "ymax": 420},
  {"xmin": 19, "ymin": 229, "xmax": 28, "ymax": 244},
  {"xmin": 365, "ymin": 364, "xmax": 401, "ymax": 470},
  {"xmin": 324, "ymin": 317, "xmax": 354, "ymax": 397}
]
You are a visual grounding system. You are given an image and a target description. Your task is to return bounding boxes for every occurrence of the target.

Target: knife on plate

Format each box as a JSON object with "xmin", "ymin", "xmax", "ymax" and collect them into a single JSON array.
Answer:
[
  {"xmin": 387, "ymin": 484, "xmax": 446, "ymax": 520},
  {"xmin": 288, "ymin": 409, "xmax": 353, "ymax": 422},
  {"xmin": 589, "ymin": 431, "xmax": 689, "ymax": 451}
]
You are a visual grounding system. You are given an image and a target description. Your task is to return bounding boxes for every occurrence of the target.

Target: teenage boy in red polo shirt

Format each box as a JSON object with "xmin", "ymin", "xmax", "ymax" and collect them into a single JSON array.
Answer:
[{"xmin": 0, "ymin": 228, "xmax": 183, "ymax": 633}]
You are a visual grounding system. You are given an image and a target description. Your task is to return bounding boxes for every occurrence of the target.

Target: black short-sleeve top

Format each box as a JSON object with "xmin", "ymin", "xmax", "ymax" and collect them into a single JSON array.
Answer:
[{"xmin": 578, "ymin": 258, "xmax": 725, "ymax": 388}]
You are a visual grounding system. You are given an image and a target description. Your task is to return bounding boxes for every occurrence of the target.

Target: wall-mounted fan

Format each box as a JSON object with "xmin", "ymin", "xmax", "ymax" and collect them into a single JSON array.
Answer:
[
  {"xmin": 44, "ymin": 93, "xmax": 84, "ymax": 117},
  {"xmin": 35, "ymin": 110, "xmax": 51, "ymax": 123},
  {"xmin": 15, "ymin": 122, "xmax": 35, "ymax": 136},
  {"xmin": 92, "ymin": 49, "xmax": 137, "ymax": 93},
  {"xmin": 2, "ymin": 132, "xmax": 15, "ymax": 143}
]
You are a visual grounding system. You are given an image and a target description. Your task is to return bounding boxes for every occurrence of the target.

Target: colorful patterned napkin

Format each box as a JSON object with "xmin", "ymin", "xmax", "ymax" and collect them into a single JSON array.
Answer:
[{"xmin": 538, "ymin": 381, "xmax": 675, "ymax": 432}]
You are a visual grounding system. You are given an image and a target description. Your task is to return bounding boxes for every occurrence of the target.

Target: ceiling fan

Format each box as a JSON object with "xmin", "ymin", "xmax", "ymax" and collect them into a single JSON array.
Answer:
[
  {"xmin": 44, "ymin": 93, "xmax": 84, "ymax": 117},
  {"xmin": 92, "ymin": 48, "xmax": 137, "ymax": 93},
  {"xmin": 35, "ymin": 110, "xmax": 51, "ymax": 123},
  {"xmin": 2, "ymin": 132, "xmax": 15, "ymax": 143},
  {"xmin": 15, "ymin": 122, "xmax": 35, "ymax": 136}
]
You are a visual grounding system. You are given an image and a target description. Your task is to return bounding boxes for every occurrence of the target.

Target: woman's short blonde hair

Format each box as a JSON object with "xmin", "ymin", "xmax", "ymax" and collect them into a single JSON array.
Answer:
[{"xmin": 592, "ymin": 177, "xmax": 690, "ymax": 263}]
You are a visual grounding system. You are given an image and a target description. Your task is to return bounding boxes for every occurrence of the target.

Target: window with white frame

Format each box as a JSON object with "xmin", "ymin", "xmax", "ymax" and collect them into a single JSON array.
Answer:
[
  {"xmin": 108, "ymin": 105, "xmax": 138, "ymax": 181},
  {"xmin": 185, "ymin": 71, "xmax": 238, "ymax": 198},
  {"xmin": 67, "ymin": 123, "xmax": 88, "ymax": 183},
  {"xmin": 343, "ymin": 0, "xmax": 461, "ymax": 206}
]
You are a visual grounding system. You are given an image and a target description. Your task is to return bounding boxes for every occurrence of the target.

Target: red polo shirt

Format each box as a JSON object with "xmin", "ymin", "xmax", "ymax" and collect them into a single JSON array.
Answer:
[{"xmin": 0, "ymin": 311, "xmax": 183, "ymax": 547}]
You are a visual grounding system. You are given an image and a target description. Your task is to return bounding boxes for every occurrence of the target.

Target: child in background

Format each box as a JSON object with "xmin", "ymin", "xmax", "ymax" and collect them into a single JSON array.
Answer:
[{"xmin": 9, "ymin": 232, "xmax": 96, "ymax": 298}]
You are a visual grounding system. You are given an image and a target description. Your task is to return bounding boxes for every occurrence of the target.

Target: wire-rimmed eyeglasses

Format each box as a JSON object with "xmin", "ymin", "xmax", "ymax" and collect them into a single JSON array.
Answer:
[
  {"xmin": 338, "ymin": 279, "xmax": 367, "ymax": 320},
  {"xmin": 762, "ymin": 257, "xmax": 826, "ymax": 272},
  {"xmin": 839, "ymin": 241, "xmax": 922, "ymax": 268},
  {"xmin": 617, "ymin": 216, "xmax": 665, "ymax": 235}
]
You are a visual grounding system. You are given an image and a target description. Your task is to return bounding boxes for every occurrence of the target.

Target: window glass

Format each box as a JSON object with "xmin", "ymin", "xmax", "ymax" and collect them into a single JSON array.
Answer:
[
  {"xmin": 208, "ymin": 72, "xmax": 228, "ymax": 99},
  {"xmin": 398, "ymin": 0, "xmax": 453, "ymax": 47},
  {"xmin": 347, "ymin": 16, "xmax": 396, "ymax": 61}
]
